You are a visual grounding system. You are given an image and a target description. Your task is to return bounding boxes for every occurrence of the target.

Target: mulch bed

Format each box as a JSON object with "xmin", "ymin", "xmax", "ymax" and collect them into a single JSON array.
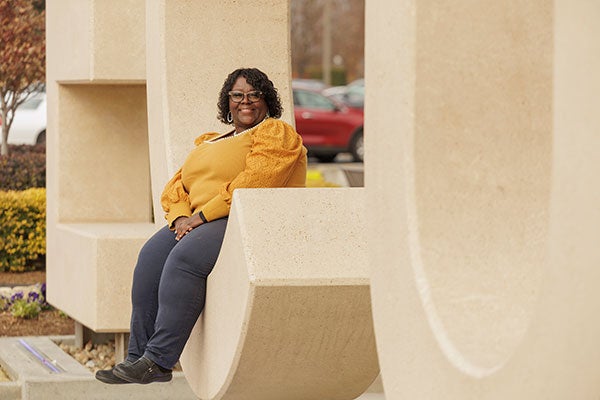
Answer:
[
  {"xmin": 0, "ymin": 270, "xmax": 75, "ymax": 337},
  {"xmin": 0, "ymin": 270, "xmax": 46, "ymax": 287}
]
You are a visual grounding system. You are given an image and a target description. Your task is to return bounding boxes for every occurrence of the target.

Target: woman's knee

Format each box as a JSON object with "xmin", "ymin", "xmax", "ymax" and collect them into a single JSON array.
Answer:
[
  {"xmin": 135, "ymin": 227, "xmax": 175, "ymax": 271},
  {"xmin": 163, "ymin": 247, "xmax": 211, "ymax": 278},
  {"xmin": 167, "ymin": 219, "xmax": 227, "ymax": 273}
]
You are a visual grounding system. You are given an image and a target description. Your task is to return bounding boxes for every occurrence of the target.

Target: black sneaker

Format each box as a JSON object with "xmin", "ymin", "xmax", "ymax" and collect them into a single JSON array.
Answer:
[
  {"xmin": 95, "ymin": 360, "xmax": 134, "ymax": 384},
  {"xmin": 113, "ymin": 356, "xmax": 172, "ymax": 384}
]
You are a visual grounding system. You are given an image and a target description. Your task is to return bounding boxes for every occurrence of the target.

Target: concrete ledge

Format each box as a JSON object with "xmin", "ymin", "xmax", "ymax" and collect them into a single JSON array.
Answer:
[
  {"xmin": 0, "ymin": 382, "xmax": 20, "ymax": 400},
  {"xmin": 22, "ymin": 375, "xmax": 196, "ymax": 400},
  {"xmin": 0, "ymin": 336, "xmax": 89, "ymax": 381},
  {"xmin": 181, "ymin": 188, "xmax": 379, "ymax": 400},
  {"xmin": 47, "ymin": 223, "xmax": 158, "ymax": 332},
  {"xmin": 0, "ymin": 336, "xmax": 196, "ymax": 400}
]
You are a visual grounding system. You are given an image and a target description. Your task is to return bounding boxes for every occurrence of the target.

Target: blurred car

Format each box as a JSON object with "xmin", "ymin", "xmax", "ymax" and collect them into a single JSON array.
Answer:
[
  {"xmin": 293, "ymin": 86, "xmax": 364, "ymax": 162},
  {"xmin": 291, "ymin": 78, "xmax": 329, "ymax": 92},
  {"xmin": 321, "ymin": 85, "xmax": 348, "ymax": 103},
  {"xmin": 322, "ymin": 79, "xmax": 364, "ymax": 109},
  {"xmin": 2, "ymin": 91, "xmax": 47, "ymax": 145},
  {"xmin": 347, "ymin": 78, "xmax": 364, "ymax": 88}
]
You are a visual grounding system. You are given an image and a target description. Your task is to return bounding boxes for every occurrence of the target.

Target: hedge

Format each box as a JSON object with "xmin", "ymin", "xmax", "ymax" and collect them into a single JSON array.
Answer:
[
  {"xmin": 0, "ymin": 144, "xmax": 46, "ymax": 190},
  {"xmin": 0, "ymin": 188, "xmax": 46, "ymax": 272}
]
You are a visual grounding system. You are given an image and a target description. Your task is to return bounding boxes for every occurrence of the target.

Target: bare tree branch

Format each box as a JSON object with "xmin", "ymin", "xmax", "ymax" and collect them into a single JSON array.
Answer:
[{"xmin": 291, "ymin": 0, "xmax": 364, "ymax": 82}]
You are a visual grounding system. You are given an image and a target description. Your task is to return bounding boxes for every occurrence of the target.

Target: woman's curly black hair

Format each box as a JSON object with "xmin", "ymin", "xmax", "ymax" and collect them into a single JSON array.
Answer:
[{"xmin": 217, "ymin": 68, "xmax": 283, "ymax": 124}]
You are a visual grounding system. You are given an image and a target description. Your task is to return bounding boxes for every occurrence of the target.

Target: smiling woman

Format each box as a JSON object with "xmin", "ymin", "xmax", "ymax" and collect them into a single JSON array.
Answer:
[
  {"xmin": 228, "ymin": 80, "xmax": 269, "ymax": 132},
  {"xmin": 96, "ymin": 67, "xmax": 308, "ymax": 385},
  {"xmin": 216, "ymin": 68, "xmax": 283, "ymax": 132}
]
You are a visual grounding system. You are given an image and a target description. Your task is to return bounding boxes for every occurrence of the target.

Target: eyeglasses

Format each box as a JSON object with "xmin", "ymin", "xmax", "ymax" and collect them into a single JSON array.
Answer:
[{"xmin": 228, "ymin": 90, "xmax": 263, "ymax": 103}]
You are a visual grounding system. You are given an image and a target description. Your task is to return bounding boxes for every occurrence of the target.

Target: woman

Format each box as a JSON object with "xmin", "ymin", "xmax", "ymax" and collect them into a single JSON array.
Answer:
[{"xmin": 96, "ymin": 68, "xmax": 307, "ymax": 384}]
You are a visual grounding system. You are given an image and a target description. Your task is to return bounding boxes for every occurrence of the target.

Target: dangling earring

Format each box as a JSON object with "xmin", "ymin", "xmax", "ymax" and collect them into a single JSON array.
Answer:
[{"xmin": 227, "ymin": 111, "xmax": 233, "ymax": 123}]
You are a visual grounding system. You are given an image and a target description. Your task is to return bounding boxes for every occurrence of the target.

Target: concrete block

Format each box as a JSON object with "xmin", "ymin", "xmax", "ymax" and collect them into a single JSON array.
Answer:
[
  {"xmin": 0, "ymin": 382, "xmax": 20, "ymax": 400},
  {"xmin": 355, "ymin": 395, "xmax": 384, "ymax": 400},
  {"xmin": 180, "ymin": 188, "xmax": 379, "ymax": 400},
  {"xmin": 46, "ymin": 0, "xmax": 145, "ymax": 82},
  {"xmin": 46, "ymin": 0, "xmax": 153, "ymax": 336},
  {"xmin": 22, "ymin": 376, "xmax": 197, "ymax": 400},
  {"xmin": 365, "ymin": 0, "xmax": 600, "ymax": 398},
  {"xmin": 47, "ymin": 224, "xmax": 158, "ymax": 332}
]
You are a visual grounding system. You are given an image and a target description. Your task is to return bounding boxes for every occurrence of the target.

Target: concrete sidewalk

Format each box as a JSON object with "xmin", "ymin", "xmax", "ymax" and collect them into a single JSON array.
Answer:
[
  {"xmin": 0, "ymin": 335, "xmax": 384, "ymax": 399},
  {"xmin": 0, "ymin": 336, "xmax": 196, "ymax": 400}
]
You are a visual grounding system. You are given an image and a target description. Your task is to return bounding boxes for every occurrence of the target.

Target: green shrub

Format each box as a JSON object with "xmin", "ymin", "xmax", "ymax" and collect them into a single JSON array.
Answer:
[
  {"xmin": 0, "ymin": 144, "xmax": 46, "ymax": 190},
  {"xmin": 10, "ymin": 299, "xmax": 42, "ymax": 319},
  {"xmin": 0, "ymin": 188, "xmax": 46, "ymax": 272},
  {"xmin": 0, "ymin": 284, "xmax": 49, "ymax": 317}
]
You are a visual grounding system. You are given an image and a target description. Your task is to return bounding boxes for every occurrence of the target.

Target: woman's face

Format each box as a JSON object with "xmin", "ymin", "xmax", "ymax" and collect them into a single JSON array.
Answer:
[{"xmin": 229, "ymin": 76, "xmax": 269, "ymax": 133}]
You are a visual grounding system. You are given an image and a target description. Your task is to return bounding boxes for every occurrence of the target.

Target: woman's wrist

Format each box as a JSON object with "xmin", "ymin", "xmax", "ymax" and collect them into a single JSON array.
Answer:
[{"xmin": 198, "ymin": 211, "xmax": 208, "ymax": 223}]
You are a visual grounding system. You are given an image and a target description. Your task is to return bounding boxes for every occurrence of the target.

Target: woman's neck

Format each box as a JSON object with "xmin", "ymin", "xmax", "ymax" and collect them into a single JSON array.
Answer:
[{"xmin": 233, "ymin": 117, "xmax": 269, "ymax": 135}]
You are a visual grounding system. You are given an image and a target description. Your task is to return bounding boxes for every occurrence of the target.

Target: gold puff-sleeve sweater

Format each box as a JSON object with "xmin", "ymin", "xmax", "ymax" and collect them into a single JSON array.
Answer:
[{"xmin": 160, "ymin": 118, "xmax": 307, "ymax": 227}]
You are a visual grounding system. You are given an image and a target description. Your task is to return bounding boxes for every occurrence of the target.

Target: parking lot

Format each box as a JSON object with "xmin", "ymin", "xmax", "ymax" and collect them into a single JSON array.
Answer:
[{"xmin": 308, "ymin": 152, "xmax": 364, "ymax": 187}]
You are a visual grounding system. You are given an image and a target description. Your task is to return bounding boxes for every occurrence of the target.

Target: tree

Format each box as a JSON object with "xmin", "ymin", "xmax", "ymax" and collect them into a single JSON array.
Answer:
[
  {"xmin": 330, "ymin": 0, "xmax": 364, "ymax": 81},
  {"xmin": 291, "ymin": 0, "xmax": 324, "ymax": 78},
  {"xmin": 0, "ymin": 0, "xmax": 45, "ymax": 156},
  {"xmin": 291, "ymin": 0, "xmax": 364, "ymax": 83}
]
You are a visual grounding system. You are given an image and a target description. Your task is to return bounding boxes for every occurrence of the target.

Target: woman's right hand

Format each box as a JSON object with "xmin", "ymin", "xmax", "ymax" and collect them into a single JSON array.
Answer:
[{"xmin": 173, "ymin": 216, "xmax": 193, "ymax": 241}]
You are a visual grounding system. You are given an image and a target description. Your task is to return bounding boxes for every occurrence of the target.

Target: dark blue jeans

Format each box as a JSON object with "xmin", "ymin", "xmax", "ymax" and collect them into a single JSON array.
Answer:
[{"xmin": 127, "ymin": 218, "xmax": 228, "ymax": 369}]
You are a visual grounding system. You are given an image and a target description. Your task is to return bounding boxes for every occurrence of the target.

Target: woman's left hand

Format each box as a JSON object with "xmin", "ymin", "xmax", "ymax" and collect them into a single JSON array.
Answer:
[{"xmin": 174, "ymin": 214, "xmax": 204, "ymax": 241}]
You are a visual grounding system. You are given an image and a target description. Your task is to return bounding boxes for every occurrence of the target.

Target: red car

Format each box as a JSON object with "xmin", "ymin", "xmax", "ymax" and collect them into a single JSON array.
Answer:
[{"xmin": 293, "ymin": 87, "xmax": 364, "ymax": 162}]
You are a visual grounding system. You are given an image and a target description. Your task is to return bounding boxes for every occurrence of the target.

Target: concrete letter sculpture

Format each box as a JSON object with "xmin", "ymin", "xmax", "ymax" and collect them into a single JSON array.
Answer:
[
  {"xmin": 180, "ymin": 188, "xmax": 379, "ymax": 400},
  {"xmin": 365, "ymin": 0, "xmax": 600, "ymax": 398}
]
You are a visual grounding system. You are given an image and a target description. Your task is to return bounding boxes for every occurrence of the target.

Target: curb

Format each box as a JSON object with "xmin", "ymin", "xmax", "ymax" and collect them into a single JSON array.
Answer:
[{"xmin": 0, "ymin": 336, "xmax": 197, "ymax": 400}]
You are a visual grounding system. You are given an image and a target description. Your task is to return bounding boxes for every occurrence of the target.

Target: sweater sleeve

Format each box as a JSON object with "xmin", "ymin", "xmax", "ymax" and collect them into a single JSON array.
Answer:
[
  {"xmin": 160, "ymin": 132, "xmax": 217, "ymax": 227},
  {"xmin": 160, "ymin": 167, "xmax": 192, "ymax": 228},
  {"xmin": 200, "ymin": 119, "xmax": 306, "ymax": 221}
]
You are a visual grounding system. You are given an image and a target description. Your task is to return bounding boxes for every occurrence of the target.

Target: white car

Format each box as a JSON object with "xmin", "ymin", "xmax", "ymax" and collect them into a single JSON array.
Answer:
[
  {"xmin": 322, "ymin": 79, "xmax": 364, "ymax": 109},
  {"xmin": 5, "ymin": 92, "xmax": 47, "ymax": 145}
]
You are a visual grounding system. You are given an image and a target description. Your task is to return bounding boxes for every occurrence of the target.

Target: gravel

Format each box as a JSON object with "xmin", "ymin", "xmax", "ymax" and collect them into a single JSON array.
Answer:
[
  {"xmin": 56, "ymin": 340, "xmax": 182, "ymax": 374},
  {"xmin": 57, "ymin": 340, "xmax": 117, "ymax": 373}
]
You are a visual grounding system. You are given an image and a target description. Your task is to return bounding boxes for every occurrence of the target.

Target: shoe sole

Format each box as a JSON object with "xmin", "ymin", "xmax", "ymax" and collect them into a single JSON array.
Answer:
[{"xmin": 112, "ymin": 368, "xmax": 172, "ymax": 384}]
